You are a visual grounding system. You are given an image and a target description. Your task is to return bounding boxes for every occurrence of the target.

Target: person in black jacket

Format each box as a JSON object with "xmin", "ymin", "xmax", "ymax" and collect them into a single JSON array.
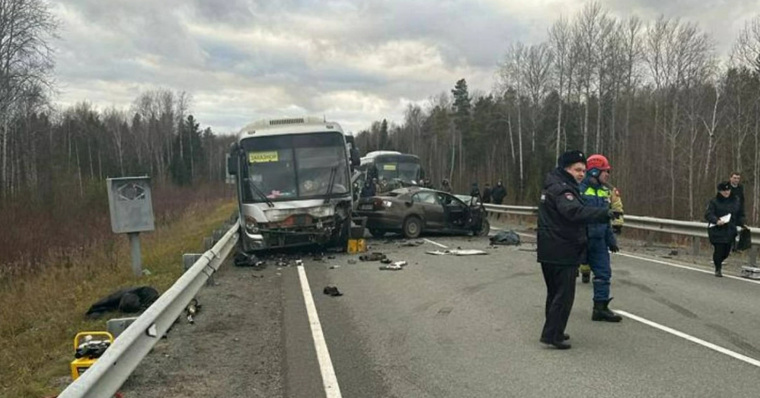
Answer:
[
  {"xmin": 482, "ymin": 183, "xmax": 492, "ymax": 203},
  {"xmin": 729, "ymin": 172, "xmax": 745, "ymax": 213},
  {"xmin": 706, "ymin": 181, "xmax": 746, "ymax": 277},
  {"xmin": 491, "ymin": 180, "xmax": 506, "ymax": 204},
  {"xmin": 537, "ymin": 150, "xmax": 618, "ymax": 349}
]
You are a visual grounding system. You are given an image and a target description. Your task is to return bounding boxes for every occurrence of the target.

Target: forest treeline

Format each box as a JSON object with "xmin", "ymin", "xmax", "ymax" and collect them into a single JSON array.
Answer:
[
  {"xmin": 356, "ymin": 2, "xmax": 760, "ymax": 225},
  {"xmin": 0, "ymin": 0, "xmax": 234, "ymax": 270}
]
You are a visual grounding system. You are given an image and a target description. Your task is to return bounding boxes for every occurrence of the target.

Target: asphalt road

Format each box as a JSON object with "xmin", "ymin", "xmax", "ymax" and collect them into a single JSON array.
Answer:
[
  {"xmin": 289, "ymin": 231, "xmax": 760, "ymax": 398},
  {"xmin": 122, "ymin": 223, "xmax": 760, "ymax": 398}
]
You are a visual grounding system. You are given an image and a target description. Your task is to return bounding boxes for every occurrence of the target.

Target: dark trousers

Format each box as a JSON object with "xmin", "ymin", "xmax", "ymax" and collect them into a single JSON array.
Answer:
[
  {"xmin": 712, "ymin": 243, "xmax": 732, "ymax": 269},
  {"xmin": 540, "ymin": 263, "xmax": 578, "ymax": 343}
]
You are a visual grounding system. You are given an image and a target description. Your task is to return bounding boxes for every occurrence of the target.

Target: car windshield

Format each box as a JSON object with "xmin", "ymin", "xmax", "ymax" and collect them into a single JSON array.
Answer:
[{"xmin": 240, "ymin": 132, "xmax": 349, "ymax": 202}]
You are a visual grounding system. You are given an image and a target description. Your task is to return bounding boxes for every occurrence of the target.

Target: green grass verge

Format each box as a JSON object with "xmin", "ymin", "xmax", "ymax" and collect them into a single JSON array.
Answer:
[{"xmin": 0, "ymin": 200, "xmax": 237, "ymax": 398}]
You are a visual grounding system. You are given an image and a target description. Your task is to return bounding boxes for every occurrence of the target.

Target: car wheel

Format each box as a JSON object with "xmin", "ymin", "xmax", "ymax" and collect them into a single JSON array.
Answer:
[
  {"xmin": 475, "ymin": 218, "xmax": 490, "ymax": 237},
  {"xmin": 369, "ymin": 228, "xmax": 386, "ymax": 238},
  {"xmin": 402, "ymin": 216, "xmax": 423, "ymax": 239}
]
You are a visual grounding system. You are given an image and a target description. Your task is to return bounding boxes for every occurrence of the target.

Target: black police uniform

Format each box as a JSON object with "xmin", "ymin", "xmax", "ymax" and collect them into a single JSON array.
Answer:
[{"xmin": 537, "ymin": 166, "xmax": 610, "ymax": 348}]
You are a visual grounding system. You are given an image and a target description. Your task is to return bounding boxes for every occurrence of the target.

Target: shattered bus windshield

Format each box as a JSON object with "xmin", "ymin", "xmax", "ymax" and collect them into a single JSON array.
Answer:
[{"xmin": 240, "ymin": 132, "xmax": 349, "ymax": 202}]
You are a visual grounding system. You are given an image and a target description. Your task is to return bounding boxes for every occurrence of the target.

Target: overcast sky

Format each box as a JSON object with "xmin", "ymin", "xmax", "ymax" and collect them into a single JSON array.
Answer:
[{"xmin": 51, "ymin": 0, "xmax": 759, "ymax": 134}]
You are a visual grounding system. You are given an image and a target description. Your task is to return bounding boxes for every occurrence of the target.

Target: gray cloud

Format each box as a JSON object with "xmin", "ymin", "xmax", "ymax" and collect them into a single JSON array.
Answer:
[{"xmin": 52, "ymin": 0, "xmax": 760, "ymax": 134}]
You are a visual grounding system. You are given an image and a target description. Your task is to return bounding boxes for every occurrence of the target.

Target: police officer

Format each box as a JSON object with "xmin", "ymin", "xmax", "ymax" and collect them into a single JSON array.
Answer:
[
  {"xmin": 538, "ymin": 150, "xmax": 618, "ymax": 349},
  {"xmin": 580, "ymin": 154, "xmax": 622, "ymax": 322}
]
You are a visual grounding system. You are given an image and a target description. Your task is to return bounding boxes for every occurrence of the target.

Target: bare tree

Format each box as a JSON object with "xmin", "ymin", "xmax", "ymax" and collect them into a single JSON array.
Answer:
[
  {"xmin": 0, "ymin": 0, "xmax": 56, "ymax": 198},
  {"xmin": 498, "ymin": 42, "xmax": 526, "ymax": 193},
  {"xmin": 522, "ymin": 43, "xmax": 554, "ymax": 153},
  {"xmin": 549, "ymin": 16, "xmax": 574, "ymax": 159}
]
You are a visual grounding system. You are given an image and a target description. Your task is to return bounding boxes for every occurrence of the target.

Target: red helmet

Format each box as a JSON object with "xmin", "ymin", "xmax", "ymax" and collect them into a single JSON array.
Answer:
[{"xmin": 586, "ymin": 154, "xmax": 611, "ymax": 171}]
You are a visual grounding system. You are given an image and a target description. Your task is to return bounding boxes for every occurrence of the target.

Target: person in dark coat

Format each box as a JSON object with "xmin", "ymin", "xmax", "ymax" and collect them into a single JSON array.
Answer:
[
  {"xmin": 537, "ymin": 150, "xmax": 617, "ymax": 349},
  {"xmin": 470, "ymin": 182, "xmax": 480, "ymax": 199},
  {"xmin": 706, "ymin": 181, "xmax": 746, "ymax": 277},
  {"xmin": 729, "ymin": 172, "xmax": 745, "ymax": 252},
  {"xmin": 729, "ymin": 172, "xmax": 745, "ymax": 213},
  {"xmin": 360, "ymin": 178, "xmax": 376, "ymax": 198},
  {"xmin": 441, "ymin": 178, "xmax": 452, "ymax": 193},
  {"xmin": 482, "ymin": 183, "xmax": 492, "ymax": 203},
  {"xmin": 491, "ymin": 180, "xmax": 506, "ymax": 204}
]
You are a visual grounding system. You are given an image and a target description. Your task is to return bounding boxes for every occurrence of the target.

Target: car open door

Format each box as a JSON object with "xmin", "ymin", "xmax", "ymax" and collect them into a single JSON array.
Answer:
[
  {"xmin": 412, "ymin": 191, "xmax": 445, "ymax": 230},
  {"xmin": 439, "ymin": 192, "xmax": 469, "ymax": 229}
]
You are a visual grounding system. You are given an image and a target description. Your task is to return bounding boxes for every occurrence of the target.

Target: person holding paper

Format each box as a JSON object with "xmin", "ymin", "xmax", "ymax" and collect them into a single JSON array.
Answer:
[{"xmin": 705, "ymin": 182, "xmax": 745, "ymax": 277}]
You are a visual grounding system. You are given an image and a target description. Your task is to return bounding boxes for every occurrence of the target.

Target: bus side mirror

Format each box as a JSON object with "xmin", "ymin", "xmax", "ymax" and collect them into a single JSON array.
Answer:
[{"xmin": 227, "ymin": 143, "xmax": 239, "ymax": 175}]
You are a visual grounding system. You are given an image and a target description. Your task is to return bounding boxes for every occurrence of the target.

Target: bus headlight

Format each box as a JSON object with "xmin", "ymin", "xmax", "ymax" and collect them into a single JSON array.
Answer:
[
  {"xmin": 245, "ymin": 216, "xmax": 259, "ymax": 233},
  {"xmin": 382, "ymin": 200, "xmax": 393, "ymax": 208}
]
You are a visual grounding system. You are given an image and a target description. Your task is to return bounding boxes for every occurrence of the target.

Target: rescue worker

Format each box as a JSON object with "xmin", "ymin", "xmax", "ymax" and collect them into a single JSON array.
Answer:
[
  {"xmin": 492, "ymin": 180, "xmax": 506, "ymax": 205},
  {"xmin": 706, "ymin": 181, "xmax": 746, "ymax": 277},
  {"xmin": 579, "ymin": 154, "xmax": 622, "ymax": 322},
  {"xmin": 482, "ymin": 183, "xmax": 492, "ymax": 203},
  {"xmin": 538, "ymin": 150, "xmax": 618, "ymax": 349},
  {"xmin": 580, "ymin": 184, "xmax": 624, "ymax": 283}
]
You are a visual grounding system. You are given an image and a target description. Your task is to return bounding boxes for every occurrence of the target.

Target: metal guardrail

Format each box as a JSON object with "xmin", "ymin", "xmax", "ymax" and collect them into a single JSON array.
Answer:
[
  {"xmin": 484, "ymin": 203, "xmax": 760, "ymax": 251},
  {"xmin": 59, "ymin": 223, "xmax": 240, "ymax": 398}
]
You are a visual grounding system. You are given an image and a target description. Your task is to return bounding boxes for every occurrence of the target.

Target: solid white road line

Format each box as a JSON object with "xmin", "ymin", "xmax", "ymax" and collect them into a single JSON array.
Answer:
[
  {"xmin": 424, "ymin": 238, "xmax": 449, "ymax": 249},
  {"xmin": 297, "ymin": 265, "xmax": 342, "ymax": 398},
  {"xmin": 514, "ymin": 231, "xmax": 760, "ymax": 285},
  {"xmin": 616, "ymin": 309, "xmax": 760, "ymax": 368},
  {"xmin": 616, "ymin": 252, "xmax": 760, "ymax": 286}
]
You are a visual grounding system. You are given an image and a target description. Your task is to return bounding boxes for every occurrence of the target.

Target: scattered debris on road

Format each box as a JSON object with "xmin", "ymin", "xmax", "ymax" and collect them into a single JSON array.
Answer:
[
  {"xmin": 185, "ymin": 299, "xmax": 201, "ymax": 324},
  {"xmin": 741, "ymin": 266, "xmax": 760, "ymax": 279},
  {"xmin": 398, "ymin": 240, "xmax": 425, "ymax": 247},
  {"xmin": 360, "ymin": 252, "xmax": 387, "ymax": 261},
  {"xmin": 490, "ymin": 230, "xmax": 521, "ymax": 246},
  {"xmin": 425, "ymin": 249, "xmax": 488, "ymax": 256},
  {"xmin": 329, "ymin": 265, "xmax": 340, "ymax": 269},
  {"xmin": 323, "ymin": 286, "xmax": 343, "ymax": 296}
]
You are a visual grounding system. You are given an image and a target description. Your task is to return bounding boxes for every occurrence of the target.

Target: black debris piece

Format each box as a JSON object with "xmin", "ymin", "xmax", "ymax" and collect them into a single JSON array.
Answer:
[
  {"xmin": 323, "ymin": 286, "xmax": 343, "ymax": 296},
  {"xmin": 86, "ymin": 286, "xmax": 159, "ymax": 319},
  {"xmin": 490, "ymin": 230, "xmax": 521, "ymax": 246}
]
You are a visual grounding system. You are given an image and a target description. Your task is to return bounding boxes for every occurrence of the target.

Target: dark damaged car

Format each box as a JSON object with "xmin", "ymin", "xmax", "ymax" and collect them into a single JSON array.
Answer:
[{"xmin": 355, "ymin": 187, "xmax": 490, "ymax": 238}]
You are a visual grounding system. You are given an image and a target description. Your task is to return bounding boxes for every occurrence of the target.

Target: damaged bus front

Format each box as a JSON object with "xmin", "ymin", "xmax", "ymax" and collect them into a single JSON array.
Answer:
[{"xmin": 227, "ymin": 117, "xmax": 357, "ymax": 253}]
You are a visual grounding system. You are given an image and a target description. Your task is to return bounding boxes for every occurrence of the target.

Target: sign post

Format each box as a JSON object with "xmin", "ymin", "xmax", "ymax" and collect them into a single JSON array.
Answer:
[{"xmin": 107, "ymin": 176, "xmax": 155, "ymax": 277}]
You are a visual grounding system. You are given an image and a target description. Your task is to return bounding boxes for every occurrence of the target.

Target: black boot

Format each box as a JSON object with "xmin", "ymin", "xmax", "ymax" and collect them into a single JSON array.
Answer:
[
  {"xmin": 715, "ymin": 265, "xmax": 723, "ymax": 277},
  {"xmin": 592, "ymin": 299, "xmax": 622, "ymax": 322}
]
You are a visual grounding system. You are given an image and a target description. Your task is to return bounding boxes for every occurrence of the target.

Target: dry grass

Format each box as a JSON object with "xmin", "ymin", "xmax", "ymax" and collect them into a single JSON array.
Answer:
[{"xmin": 0, "ymin": 199, "xmax": 237, "ymax": 398}]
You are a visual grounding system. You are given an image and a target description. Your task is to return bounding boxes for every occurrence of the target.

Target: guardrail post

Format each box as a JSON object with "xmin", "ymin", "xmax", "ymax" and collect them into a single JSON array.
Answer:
[
  {"xmin": 646, "ymin": 231, "xmax": 655, "ymax": 247},
  {"xmin": 691, "ymin": 237, "xmax": 700, "ymax": 256},
  {"xmin": 749, "ymin": 245, "xmax": 758, "ymax": 267}
]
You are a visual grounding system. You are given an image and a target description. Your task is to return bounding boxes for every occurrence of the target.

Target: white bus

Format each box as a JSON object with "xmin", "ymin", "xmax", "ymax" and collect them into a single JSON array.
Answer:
[{"xmin": 227, "ymin": 117, "xmax": 359, "ymax": 252}]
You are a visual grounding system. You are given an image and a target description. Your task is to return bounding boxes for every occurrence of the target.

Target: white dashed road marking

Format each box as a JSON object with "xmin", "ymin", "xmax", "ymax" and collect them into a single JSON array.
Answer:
[{"xmin": 424, "ymin": 238, "xmax": 449, "ymax": 249}]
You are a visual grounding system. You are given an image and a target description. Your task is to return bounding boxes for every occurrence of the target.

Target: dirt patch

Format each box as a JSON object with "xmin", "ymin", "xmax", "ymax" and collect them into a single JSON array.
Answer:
[{"xmin": 120, "ymin": 262, "xmax": 283, "ymax": 398}]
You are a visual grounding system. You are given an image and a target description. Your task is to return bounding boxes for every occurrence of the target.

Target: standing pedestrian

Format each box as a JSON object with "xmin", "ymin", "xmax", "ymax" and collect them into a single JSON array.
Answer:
[
  {"xmin": 729, "ymin": 172, "xmax": 745, "ymax": 213},
  {"xmin": 706, "ymin": 181, "xmax": 746, "ymax": 277},
  {"xmin": 482, "ymin": 183, "xmax": 492, "ymax": 203},
  {"xmin": 580, "ymin": 154, "xmax": 622, "ymax": 322},
  {"xmin": 537, "ymin": 150, "xmax": 618, "ymax": 349},
  {"xmin": 470, "ymin": 182, "xmax": 481, "ymax": 199},
  {"xmin": 441, "ymin": 178, "xmax": 452, "ymax": 193},
  {"xmin": 491, "ymin": 180, "xmax": 506, "ymax": 205}
]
